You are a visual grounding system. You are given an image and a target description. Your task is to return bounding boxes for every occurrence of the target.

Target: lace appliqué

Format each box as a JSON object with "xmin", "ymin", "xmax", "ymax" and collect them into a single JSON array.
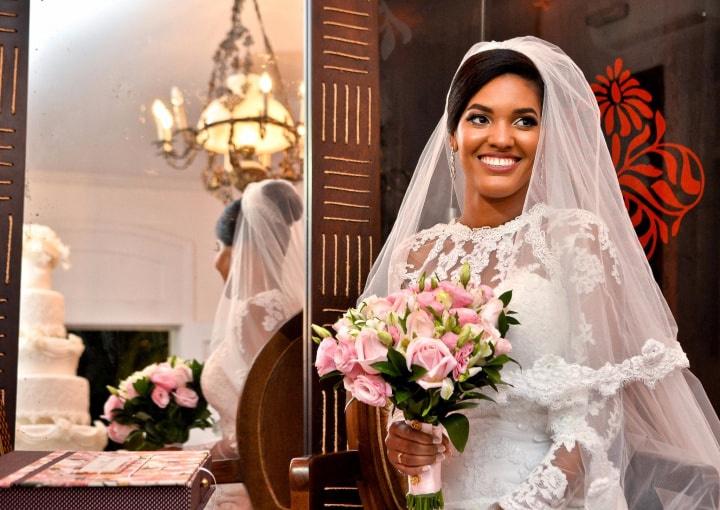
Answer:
[
  {"xmin": 236, "ymin": 289, "xmax": 288, "ymax": 332},
  {"xmin": 502, "ymin": 338, "xmax": 689, "ymax": 410},
  {"xmin": 499, "ymin": 449, "xmax": 568, "ymax": 510}
]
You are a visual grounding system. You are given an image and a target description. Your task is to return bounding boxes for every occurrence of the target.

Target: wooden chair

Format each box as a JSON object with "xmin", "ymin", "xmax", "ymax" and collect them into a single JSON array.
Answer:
[
  {"xmin": 289, "ymin": 400, "xmax": 405, "ymax": 510},
  {"xmin": 211, "ymin": 312, "xmax": 304, "ymax": 509}
]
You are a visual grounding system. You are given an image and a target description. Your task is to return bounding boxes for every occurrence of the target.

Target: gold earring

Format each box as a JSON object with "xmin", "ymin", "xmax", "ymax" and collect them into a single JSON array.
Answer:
[{"xmin": 450, "ymin": 150, "xmax": 456, "ymax": 181}]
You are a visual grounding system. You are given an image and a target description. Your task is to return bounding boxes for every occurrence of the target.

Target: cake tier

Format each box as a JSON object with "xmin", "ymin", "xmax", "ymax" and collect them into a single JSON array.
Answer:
[
  {"xmin": 21, "ymin": 258, "xmax": 53, "ymax": 290},
  {"xmin": 15, "ymin": 419, "xmax": 107, "ymax": 451},
  {"xmin": 20, "ymin": 288, "xmax": 66, "ymax": 338},
  {"xmin": 18, "ymin": 333, "xmax": 84, "ymax": 376},
  {"xmin": 16, "ymin": 375, "xmax": 90, "ymax": 426}
]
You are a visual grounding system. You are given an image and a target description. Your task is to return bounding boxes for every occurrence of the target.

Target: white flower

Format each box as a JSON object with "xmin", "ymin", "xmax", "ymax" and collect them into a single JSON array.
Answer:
[{"xmin": 440, "ymin": 378, "xmax": 454, "ymax": 400}]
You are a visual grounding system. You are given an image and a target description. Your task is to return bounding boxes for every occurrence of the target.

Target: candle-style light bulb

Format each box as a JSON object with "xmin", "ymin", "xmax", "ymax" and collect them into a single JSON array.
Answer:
[
  {"xmin": 170, "ymin": 86, "xmax": 188, "ymax": 130},
  {"xmin": 151, "ymin": 99, "xmax": 174, "ymax": 150},
  {"xmin": 259, "ymin": 72, "xmax": 273, "ymax": 95}
]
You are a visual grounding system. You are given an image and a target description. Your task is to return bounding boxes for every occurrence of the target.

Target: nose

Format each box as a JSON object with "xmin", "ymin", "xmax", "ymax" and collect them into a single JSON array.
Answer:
[{"xmin": 487, "ymin": 121, "xmax": 514, "ymax": 149}]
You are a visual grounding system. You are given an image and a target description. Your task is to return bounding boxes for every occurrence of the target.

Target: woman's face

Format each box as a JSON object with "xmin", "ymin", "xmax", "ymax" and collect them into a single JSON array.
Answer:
[{"xmin": 450, "ymin": 73, "xmax": 541, "ymax": 209}]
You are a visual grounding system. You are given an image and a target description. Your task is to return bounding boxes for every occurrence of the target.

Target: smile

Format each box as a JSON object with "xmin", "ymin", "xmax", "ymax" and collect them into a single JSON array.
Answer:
[{"xmin": 478, "ymin": 155, "xmax": 520, "ymax": 172}]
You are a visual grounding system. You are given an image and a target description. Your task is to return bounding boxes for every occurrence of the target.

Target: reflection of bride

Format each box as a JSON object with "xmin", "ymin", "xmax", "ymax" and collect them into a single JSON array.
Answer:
[
  {"xmin": 201, "ymin": 179, "xmax": 303, "ymax": 508},
  {"xmin": 375, "ymin": 37, "xmax": 720, "ymax": 508}
]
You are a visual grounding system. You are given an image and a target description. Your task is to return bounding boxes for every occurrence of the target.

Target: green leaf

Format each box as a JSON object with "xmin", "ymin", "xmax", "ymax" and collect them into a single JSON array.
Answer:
[
  {"xmin": 440, "ymin": 413, "xmax": 470, "ymax": 453},
  {"xmin": 394, "ymin": 389, "xmax": 411, "ymax": 405},
  {"xmin": 372, "ymin": 361, "xmax": 401, "ymax": 377},
  {"xmin": 445, "ymin": 402, "xmax": 479, "ymax": 412},
  {"xmin": 409, "ymin": 364, "xmax": 428, "ymax": 382},
  {"xmin": 387, "ymin": 348, "xmax": 409, "ymax": 375},
  {"xmin": 319, "ymin": 370, "xmax": 343, "ymax": 382},
  {"xmin": 505, "ymin": 316, "xmax": 520, "ymax": 325},
  {"xmin": 133, "ymin": 378, "xmax": 151, "ymax": 397},
  {"xmin": 498, "ymin": 313, "xmax": 509, "ymax": 337},
  {"xmin": 498, "ymin": 290, "xmax": 513, "ymax": 307}
]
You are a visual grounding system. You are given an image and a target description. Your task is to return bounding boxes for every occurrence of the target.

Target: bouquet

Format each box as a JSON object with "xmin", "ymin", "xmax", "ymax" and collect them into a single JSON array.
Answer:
[
  {"xmin": 312, "ymin": 263, "xmax": 519, "ymax": 510},
  {"xmin": 102, "ymin": 357, "xmax": 213, "ymax": 451}
]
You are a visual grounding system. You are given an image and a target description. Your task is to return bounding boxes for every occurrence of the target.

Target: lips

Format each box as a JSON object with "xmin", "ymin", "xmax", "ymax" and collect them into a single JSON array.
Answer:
[{"xmin": 478, "ymin": 154, "xmax": 520, "ymax": 173}]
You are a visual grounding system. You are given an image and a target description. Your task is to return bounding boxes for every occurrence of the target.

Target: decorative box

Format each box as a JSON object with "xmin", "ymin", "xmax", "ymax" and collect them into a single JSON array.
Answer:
[{"xmin": 0, "ymin": 450, "xmax": 215, "ymax": 509}]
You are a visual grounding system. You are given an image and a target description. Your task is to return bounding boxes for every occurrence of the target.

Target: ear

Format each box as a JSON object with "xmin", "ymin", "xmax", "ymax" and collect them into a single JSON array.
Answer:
[{"xmin": 448, "ymin": 134, "xmax": 458, "ymax": 153}]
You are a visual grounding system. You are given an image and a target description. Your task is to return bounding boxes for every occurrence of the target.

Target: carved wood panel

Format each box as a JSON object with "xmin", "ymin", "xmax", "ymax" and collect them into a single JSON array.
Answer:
[{"xmin": 0, "ymin": 0, "xmax": 28, "ymax": 454}]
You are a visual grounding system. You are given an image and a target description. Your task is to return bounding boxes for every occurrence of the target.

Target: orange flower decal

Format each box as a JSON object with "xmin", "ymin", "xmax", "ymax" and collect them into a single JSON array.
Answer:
[
  {"xmin": 593, "ymin": 58, "xmax": 653, "ymax": 137},
  {"xmin": 593, "ymin": 58, "xmax": 705, "ymax": 259}
]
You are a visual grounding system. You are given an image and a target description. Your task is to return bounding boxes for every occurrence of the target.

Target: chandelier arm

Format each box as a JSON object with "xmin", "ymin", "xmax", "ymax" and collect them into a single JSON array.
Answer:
[{"xmin": 251, "ymin": 0, "xmax": 290, "ymax": 106}]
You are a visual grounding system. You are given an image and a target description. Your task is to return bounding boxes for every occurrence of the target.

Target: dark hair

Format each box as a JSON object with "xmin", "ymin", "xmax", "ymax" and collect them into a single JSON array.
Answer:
[
  {"xmin": 446, "ymin": 49, "xmax": 545, "ymax": 134},
  {"xmin": 215, "ymin": 198, "xmax": 243, "ymax": 247},
  {"xmin": 261, "ymin": 180, "xmax": 303, "ymax": 225}
]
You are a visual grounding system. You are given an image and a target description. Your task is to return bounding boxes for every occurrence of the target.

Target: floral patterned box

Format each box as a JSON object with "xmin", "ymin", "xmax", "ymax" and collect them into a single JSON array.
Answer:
[{"xmin": 0, "ymin": 450, "xmax": 215, "ymax": 509}]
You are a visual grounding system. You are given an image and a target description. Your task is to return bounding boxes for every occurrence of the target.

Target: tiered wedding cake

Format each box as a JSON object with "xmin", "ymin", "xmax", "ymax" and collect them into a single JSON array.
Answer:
[{"xmin": 15, "ymin": 224, "xmax": 107, "ymax": 451}]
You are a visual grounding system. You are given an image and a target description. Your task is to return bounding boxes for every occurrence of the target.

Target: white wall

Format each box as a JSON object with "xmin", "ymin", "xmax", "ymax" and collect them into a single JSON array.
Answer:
[{"xmin": 24, "ymin": 170, "xmax": 226, "ymax": 361}]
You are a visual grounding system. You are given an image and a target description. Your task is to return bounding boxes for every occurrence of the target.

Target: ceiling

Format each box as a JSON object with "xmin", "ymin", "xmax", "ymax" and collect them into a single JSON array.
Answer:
[{"xmin": 27, "ymin": 0, "xmax": 304, "ymax": 181}]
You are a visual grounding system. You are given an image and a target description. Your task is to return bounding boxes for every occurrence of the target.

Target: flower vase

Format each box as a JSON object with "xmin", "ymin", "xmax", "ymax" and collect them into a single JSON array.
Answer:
[{"xmin": 406, "ymin": 421, "xmax": 444, "ymax": 510}]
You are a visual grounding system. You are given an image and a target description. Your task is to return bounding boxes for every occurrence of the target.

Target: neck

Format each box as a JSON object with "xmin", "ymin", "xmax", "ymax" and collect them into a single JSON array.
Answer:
[{"xmin": 458, "ymin": 185, "xmax": 528, "ymax": 228}]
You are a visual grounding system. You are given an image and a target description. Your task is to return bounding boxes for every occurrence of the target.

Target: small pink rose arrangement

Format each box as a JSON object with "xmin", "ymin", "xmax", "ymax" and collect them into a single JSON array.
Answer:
[
  {"xmin": 102, "ymin": 357, "xmax": 213, "ymax": 450},
  {"xmin": 313, "ymin": 263, "xmax": 519, "ymax": 510}
]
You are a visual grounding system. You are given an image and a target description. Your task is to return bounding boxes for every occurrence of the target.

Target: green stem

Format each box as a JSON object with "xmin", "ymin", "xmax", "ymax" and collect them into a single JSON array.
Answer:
[{"xmin": 406, "ymin": 490, "xmax": 444, "ymax": 510}]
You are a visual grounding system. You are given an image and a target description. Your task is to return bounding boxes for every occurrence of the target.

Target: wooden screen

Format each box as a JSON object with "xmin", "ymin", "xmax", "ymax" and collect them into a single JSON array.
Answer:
[{"xmin": 0, "ymin": 0, "xmax": 28, "ymax": 454}]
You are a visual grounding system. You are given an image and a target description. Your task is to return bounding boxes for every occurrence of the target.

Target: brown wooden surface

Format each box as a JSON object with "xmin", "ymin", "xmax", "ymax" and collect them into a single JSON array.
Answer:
[
  {"xmin": 0, "ymin": 0, "xmax": 29, "ymax": 452},
  {"xmin": 238, "ymin": 312, "xmax": 303, "ymax": 509},
  {"xmin": 307, "ymin": 0, "xmax": 383, "ymax": 459},
  {"xmin": 289, "ymin": 450, "xmax": 362, "ymax": 510}
]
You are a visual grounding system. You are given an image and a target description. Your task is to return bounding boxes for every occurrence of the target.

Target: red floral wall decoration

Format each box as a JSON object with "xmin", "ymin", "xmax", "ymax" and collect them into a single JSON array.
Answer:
[{"xmin": 592, "ymin": 58, "xmax": 705, "ymax": 259}]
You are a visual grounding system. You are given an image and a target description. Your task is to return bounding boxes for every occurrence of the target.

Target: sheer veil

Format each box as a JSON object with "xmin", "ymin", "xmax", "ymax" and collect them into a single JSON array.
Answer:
[
  {"xmin": 210, "ymin": 178, "xmax": 304, "ymax": 395},
  {"xmin": 364, "ymin": 36, "xmax": 720, "ymax": 508}
]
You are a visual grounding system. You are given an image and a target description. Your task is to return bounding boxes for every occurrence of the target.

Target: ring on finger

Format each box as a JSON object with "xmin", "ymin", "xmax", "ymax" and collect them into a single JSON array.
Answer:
[{"xmin": 397, "ymin": 452, "xmax": 404, "ymax": 464}]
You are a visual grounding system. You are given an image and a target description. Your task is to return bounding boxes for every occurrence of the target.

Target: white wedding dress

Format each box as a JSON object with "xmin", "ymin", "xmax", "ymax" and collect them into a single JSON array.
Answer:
[{"xmin": 395, "ymin": 204, "xmax": 691, "ymax": 509}]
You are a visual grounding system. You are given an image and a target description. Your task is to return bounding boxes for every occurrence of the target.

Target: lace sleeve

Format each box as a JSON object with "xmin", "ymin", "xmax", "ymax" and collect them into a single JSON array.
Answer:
[{"xmin": 497, "ymin": 210, "xmax": 688, "ymax": 509}]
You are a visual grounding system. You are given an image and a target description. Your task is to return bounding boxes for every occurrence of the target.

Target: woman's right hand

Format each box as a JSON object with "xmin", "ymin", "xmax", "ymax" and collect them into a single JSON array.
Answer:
[{"xmin": 385, "ymin": 421, "xmax": 447, "ymax": 476}]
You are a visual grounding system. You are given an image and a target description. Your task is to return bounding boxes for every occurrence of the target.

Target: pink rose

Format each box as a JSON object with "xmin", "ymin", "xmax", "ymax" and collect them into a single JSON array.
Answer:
[
  {"xmin": 355, "ymin": 328, "xmax": 388, "ymax": 374},
  {"xmin": 452, "ymin": 307, "xmax": 481, "ymax": 326},
  {"xmin": 406, "ymin": 310, "xmax": 435, "ymax": 339},
  {"xmin": 363, "ymin": 296, "xmax": 393, "ymax": 320},
  {"xmin": 439, "ymin": 281, "xmax": 473, "ymax": 308},
  {"xmin": 315, "ymin": 337, "xmax": 339, "ymax": 376},
  {"xmin": 102, "ymin": 395, "xmax": 124, "ymax": 420},
  {"xmin": 405, "ymin": 337, "xmax": 458, "ymax": 389},
  {"xmin": 173, "ymin": 386, "xmax": 199, "ymax": 408},
  {"xmin": 417, "ymin": 291, "xmax": 444, "ymax": 314},
  {"xmin": 107, "ymin": 422, "xmax": 137, "ymax": 444},
  {"xmin": 172, "ymin": 364, "xmax": 193, "ymax": 386},
  {"xmin": 151, "ymin": 386, "xmax": 170, "ymax": 408},
  {"xmin": 388, "ymin": 289, "xmax": 415, "ymax": 314},
  {"xmin": 441, "ymin": 331, "xmax": 459, "ymax": 350},
  {"xmin": 453, "ymin": 342, "xmax": 474, "ymax": 379},
  {"xmin": 150, "ymin": 367, "xmax": 179, "ymax": 391},
  {"xmin": 388, "ymin": 325, "xmax": 403, "ymax": 345},
  {"xmin": 494, "ymin": 337, "xmax": 513, "ymax": 356},
  {"xmin": 334, "ymin": 339, "xmax": 359, "ymax": 374},
  {"xmin": 350, "ymin": 374, "xmax": 392, "ymax": 407},
  {"xmin": 481, "ymin": 298, "xmax": 504, "ymax": 326}
]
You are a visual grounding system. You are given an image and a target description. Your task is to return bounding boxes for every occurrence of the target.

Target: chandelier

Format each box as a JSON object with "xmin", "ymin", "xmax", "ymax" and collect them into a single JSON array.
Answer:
[{"xmin": 151, "ymin": 0, "xmax": 304, "ymax": 203}]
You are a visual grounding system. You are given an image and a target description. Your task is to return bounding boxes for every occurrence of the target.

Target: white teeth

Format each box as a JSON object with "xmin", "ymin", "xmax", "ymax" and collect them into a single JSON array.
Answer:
[{"xmin": 480, "ymin": 156, "xmax": 517, "ymax": 167}]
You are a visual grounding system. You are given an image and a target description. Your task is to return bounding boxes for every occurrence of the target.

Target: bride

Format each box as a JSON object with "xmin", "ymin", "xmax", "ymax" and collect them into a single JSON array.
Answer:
[
  {"xmin": 375, "ymin": 37, "xmax": 720, "ymax": 509},
  {"xmin": 201, "ymin": 178, "xmax": 303, "ymax": 509}
]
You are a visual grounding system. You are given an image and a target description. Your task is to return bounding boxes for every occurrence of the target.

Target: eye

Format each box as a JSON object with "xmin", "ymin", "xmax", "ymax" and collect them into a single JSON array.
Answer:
[
  {"xmin": 466, "ymin": 113, "xmax": 489, "ymax": 126},
  {"xmin": 513, "ymin": 116, "xmax": 538, "ymax": 128}
]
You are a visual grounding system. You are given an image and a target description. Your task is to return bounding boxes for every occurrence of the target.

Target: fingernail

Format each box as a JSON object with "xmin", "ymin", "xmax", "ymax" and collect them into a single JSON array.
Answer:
[
  {"xmin": 437, "ymin": 445, "xmax": 446, "ymax": 453},
  {"xmin": 432, "ymin": 436, "xmax": 442, "ymax": 444},
  {"xmin": 422, "ymin": 466, "xmax": 431, "ymax": 472}
]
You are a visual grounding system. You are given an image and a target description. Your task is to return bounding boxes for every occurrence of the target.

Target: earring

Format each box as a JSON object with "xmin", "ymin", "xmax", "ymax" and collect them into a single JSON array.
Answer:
[{"xmin": 450, "ymin": 150, "xmax": 456, "ymax": 181}]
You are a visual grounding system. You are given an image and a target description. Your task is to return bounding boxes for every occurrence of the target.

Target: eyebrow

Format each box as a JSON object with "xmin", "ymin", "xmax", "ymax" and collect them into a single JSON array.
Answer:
[{"xmin": 465, "ymin": 103, "xmax": 539, "ymax": 116}]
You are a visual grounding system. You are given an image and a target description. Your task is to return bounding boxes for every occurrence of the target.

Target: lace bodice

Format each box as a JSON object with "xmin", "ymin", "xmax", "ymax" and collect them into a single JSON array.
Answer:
[
  {"xmin": 397, "ymin": 205, "xmax": 689, "ymax": 509},
  {"xmin": 201, "ymin": 289, "xmax": 294, "ymax": 455}
]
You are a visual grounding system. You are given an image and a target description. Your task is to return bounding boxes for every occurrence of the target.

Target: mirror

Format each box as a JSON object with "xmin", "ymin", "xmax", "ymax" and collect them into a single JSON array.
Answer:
[{"xmin": 20, "ymin": 0, "xmax": 305, "ymax": 457}]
